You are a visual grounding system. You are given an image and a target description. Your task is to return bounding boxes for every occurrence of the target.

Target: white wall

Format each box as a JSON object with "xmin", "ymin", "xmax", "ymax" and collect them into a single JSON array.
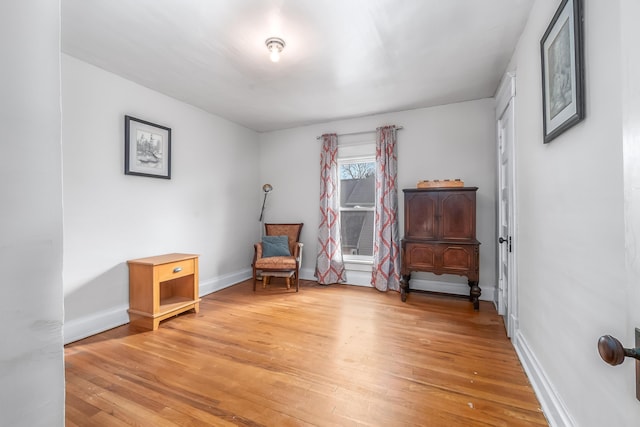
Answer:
[
  {"xmin": 258, "ymin": 99, "xmax": 497, "ymax": 298},
  {"xmin": 62, "ymin": 55, "xmax": 260, "ymax": 343},
  {"xmin": 507, "ymin": 1, "xmax": 634, "ymax": 425},
  {"xmin": 0, "ymin": 1, "xmax": 65, "ymax": 425}
]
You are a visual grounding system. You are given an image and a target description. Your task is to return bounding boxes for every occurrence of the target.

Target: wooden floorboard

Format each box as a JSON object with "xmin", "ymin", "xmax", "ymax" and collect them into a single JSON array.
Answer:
[{"xmin": 65, "ymin": 279, "xmax": 547, "ymax": 426}]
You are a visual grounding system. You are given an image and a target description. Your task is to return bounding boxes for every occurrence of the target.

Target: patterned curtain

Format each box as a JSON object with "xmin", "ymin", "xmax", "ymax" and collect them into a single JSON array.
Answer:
[
  {"xmin": 316, "ymin": 133, "xmax": 346, "ymax": 285},
  {"xmin": 371, "ymin": 126, "xmax": 401, "ymax": 291}
]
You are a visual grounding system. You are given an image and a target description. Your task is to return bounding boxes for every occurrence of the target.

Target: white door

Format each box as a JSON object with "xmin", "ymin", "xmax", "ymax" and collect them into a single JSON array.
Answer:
[
  {"xmin": 621, "ymin": 0, "xmax": 640, "ymax": 402},
  {"xmin": 496, "ymin": 74, "xmax": 517, "ymax": 338}
]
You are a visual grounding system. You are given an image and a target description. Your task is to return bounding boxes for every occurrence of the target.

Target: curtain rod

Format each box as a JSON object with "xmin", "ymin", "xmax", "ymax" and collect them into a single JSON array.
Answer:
[{"xmin": 315, "ymin": 126, "xmax": 403, "ymax": 140}]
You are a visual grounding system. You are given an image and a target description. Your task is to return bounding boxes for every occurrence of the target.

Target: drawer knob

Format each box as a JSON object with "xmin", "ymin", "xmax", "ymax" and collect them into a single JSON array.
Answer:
[{"xmin": 173, "ymin": 267, "xmax": 182, "ymax": 273}]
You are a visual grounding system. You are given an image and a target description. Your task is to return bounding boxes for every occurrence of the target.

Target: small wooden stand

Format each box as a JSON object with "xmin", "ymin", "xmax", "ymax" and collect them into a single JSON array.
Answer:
[
  {"xmin": 127, "ymin": 253, "xmax": 201, "ymax": 330},
  {"xmin": 261, "ymin": 270, "xmax": 296, "ymax": 291}
]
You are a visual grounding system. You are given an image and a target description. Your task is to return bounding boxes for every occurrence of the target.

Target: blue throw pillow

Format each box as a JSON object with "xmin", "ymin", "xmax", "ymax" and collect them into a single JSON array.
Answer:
[{"xmin": 262, "ymin": 235, "xmax": 291, "ymax": 257}]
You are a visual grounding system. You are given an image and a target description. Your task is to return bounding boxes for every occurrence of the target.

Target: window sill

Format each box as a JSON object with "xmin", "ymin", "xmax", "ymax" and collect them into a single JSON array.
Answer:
[
  {"xmin": 344, "ymin": 258, "xmax": 373, "ymax": 272},
  {"xmin": 343, "ymin": 256, "xmax": 372, "ymax": 264}
]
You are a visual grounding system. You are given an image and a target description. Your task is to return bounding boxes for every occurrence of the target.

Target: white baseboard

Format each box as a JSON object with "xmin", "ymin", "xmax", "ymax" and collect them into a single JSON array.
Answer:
[
  {"xmin": 300, "ymin": 267, "xmax": 373, "ymax": 287},
  {"xmin": 513, "ymin": 330, "xmax": 575, "ymax": 427},
  {"xmin": 408, "ymin": 277, "xmax": 496, "ymax": 302},
  {"xmin": 63, "ymin": 268, "xmax": 252, "ymax": 345},
  {"xmin": 64, "ymin": 304, "xmax": 130, "ymax": 345},
  {"xmin": 343, "ymin": 270, "xmax": 374, "ymax": 287},
  {"xmin": 300, "ymin": 267, "xmax": 318, "ymax": 282},
  {"xmin": 301, "ymin": 268, "xmax": 498, "ymax": 298},
  {"xmin": 199, "ymin": 268, "xmax": 252, "ymax": 296}
]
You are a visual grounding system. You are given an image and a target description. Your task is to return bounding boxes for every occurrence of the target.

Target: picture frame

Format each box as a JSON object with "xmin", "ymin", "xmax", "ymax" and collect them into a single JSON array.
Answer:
[
  {"xmin": 124, "ymin": 115, "xmax": 171, "ymax": 179},
  {"xmin": 540, "ymin": 0, "xmax": 585, "ymax": 143}
]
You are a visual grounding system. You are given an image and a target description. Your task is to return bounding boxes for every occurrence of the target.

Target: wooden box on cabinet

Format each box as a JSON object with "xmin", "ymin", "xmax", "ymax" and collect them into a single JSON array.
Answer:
[
  {"xmin": 400, "ymin": 187, "xmax": 481, "ymax": 309},
  {"xmin": 127, "ymin": 253, "xmax": 201, "ymax": 330}
]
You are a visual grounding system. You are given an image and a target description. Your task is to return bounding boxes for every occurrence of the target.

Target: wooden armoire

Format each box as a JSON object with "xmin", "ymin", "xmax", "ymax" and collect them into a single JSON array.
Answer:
[{"xmin": 400, "ymin": 187, "xmax": 481, "ymax": 310}]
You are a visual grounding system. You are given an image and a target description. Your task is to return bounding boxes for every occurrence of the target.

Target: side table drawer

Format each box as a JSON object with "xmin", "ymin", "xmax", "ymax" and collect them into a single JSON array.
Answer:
[{"xmin": 158, "ymin": 258, "xmax": 195, "ymax": 282}]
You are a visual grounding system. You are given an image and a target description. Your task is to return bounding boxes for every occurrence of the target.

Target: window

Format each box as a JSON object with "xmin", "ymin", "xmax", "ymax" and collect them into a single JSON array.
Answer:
[{"xmin": 339, "ymin": 157, "xmax": 375, "ymax": 262}]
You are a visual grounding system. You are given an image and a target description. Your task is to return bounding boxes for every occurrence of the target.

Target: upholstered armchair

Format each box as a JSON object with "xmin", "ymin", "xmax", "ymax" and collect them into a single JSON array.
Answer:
[{"xmin": 252, "ymin": 223, "xmax": 303, "ymax": 292}]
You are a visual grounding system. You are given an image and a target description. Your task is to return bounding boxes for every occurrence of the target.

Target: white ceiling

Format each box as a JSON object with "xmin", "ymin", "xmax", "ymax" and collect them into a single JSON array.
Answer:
[{"xmin": 62, "ymin": 0, "xmax": 534, "ymax": 132}]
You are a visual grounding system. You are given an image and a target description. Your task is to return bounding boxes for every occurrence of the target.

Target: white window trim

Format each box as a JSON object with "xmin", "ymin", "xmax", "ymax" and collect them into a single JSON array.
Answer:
[
  {"xmin": 338, "ymin": 154, "xmax": 375, "ymax": 265},
  {"xmin": 344, "ymin": 257, "xmax": 373, "ymax": 268}
]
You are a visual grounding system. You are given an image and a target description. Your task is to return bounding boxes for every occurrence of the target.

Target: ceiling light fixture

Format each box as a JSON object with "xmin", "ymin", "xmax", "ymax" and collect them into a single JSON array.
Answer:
[{"xmin": 265, "ymin": 37, "xmax": 285, "ymax": 63}]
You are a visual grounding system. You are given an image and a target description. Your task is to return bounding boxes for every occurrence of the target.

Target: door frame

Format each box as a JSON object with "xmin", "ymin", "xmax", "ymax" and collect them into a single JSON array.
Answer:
[{"xmin": 496, "ymin": 72, "xmax": 518, "ymax": 337}]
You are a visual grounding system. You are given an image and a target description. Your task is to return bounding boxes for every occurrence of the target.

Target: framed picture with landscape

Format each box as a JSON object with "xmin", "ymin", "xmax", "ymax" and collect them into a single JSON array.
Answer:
[
  {"xmin": 540, "ymin": 0, "xmax": 585, "ymax": 143},
  {"xmin": 124, "ymin": 115, "xmax": 172, "ymax": 179}
]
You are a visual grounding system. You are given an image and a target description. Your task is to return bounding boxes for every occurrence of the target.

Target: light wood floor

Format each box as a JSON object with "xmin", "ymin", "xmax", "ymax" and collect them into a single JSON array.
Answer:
[{"xmin": 65, "ymin": 279, "xmax": 547, "ymax": 426}]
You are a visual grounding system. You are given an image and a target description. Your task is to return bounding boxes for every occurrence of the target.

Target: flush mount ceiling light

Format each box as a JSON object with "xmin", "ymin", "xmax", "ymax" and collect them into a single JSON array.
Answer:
[{"xmin": 265, "ymin": 37, "xmax": 285, "ymax": 62}]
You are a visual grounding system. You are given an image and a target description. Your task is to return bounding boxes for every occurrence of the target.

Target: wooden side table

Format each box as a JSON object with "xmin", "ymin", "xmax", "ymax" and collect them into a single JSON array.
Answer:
[{"xmin": 127, "ymin": 253, "xmax": 201, "ymax": 330}]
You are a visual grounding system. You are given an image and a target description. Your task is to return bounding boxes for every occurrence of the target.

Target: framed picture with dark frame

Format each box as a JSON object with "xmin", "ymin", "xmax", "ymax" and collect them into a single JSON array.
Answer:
[
  {"xmin": 540, "ymin": 0, "xmax": 585, "ymax": 143},
  {"xmin": 124, "ymin": 115, "xmax": 171, "ymax": 179}
]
